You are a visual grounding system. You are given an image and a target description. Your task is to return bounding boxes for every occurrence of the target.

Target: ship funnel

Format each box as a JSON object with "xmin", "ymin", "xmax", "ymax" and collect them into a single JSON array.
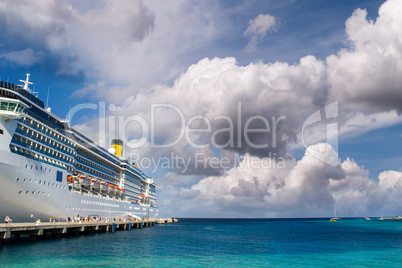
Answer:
[{"xmin": 111, "ymin": 139, "xmax": 123, "ymax": 157}]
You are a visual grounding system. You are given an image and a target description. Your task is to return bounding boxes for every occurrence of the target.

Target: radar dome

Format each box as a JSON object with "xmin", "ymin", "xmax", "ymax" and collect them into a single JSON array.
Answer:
[{"xmin": 108, "ymin": 148, "xmax": 117, "ymax": 155}]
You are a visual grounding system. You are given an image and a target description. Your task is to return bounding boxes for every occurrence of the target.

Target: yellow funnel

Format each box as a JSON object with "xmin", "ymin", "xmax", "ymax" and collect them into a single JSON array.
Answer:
[{"xmin": 112, "ymin": 139, "xmax": 123, "ymax": 157}]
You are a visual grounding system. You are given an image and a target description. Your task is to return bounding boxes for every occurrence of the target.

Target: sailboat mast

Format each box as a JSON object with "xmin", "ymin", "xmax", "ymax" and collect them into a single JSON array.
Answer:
[{"xmin": 334, "ymin": 204, "xmax": 337, "ymax": 218}]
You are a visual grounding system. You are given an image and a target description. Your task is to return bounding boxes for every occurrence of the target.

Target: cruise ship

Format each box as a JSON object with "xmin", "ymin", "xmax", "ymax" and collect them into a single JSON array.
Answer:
[{"xmin": 0, "ymin": 74, "xmax": 157, "ymax": 222}]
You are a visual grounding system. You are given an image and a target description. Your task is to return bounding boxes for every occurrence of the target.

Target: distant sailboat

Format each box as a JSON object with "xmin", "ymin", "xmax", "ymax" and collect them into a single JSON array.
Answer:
[{"xmin": 329, "ymin": 204, "xmax": 341, "ymax": 222}]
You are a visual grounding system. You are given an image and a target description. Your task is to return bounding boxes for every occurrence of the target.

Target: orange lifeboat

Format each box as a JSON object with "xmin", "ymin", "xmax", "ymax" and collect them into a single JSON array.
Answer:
[
  {"xmin": 100, "ymin": 181, "xmax": 107, "ymax": 192},
  {"xmin": 108, "ymin": 184, "xmax": 116, "ymax": 194},
  {"xmin": 78, "ymin": 175, "xmax": 90, "ymax": 187},
  {"xmin": 114, "ymin": 186, "xmax": 121, "ymax": 195},
  {"xmin": 90, "ymin": 179, "xmax": 100, "ymax": 189},
  {"xmin": 67, "ymin": 174, "xmax": 74, "ymax": 183}
]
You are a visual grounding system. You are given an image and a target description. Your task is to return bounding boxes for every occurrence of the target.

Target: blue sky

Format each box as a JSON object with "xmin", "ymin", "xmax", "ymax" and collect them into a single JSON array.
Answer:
[{"xmin": 1, "ymin": 0, "xmax": 401, "ymax": 217}]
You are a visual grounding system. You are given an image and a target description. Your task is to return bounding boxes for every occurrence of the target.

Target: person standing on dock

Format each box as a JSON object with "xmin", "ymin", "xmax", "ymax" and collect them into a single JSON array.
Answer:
[{"xmin": 4, "ymin": 216, "xmax": 11, "ymax": 226}]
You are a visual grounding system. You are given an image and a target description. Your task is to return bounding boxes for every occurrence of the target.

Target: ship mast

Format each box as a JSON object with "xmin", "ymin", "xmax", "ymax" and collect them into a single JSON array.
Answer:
[{"xmin": 19, "ymin": 73, "xmax": 33, "ymax": 92}]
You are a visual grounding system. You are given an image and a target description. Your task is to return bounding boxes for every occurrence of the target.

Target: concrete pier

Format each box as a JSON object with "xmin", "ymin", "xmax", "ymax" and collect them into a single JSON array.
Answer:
[{"xmin": 0, "ymin": 218, "xmax": 178, "ymax": 243}]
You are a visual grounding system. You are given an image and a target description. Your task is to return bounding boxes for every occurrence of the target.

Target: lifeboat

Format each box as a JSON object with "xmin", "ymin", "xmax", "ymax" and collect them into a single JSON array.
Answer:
[
  {"xmin": 100, "ymin": 182, "xmax": 108, "ymax": 192},
  {"xmin": 108, "ymin": 184, "xmax": 116, "ymax": 194},
  {"xmin": 78, "ymin": 175, "xmax": 90, "ymax": 187},
  {"xmin": 67, "ymin": 174, "xmax": 74, "ymax": 183},
  {"xmin": 90, "ymin": 179, "xmax": 100, "ymax": 189},
  {"xmin": 115, "ymin": 186, "xmax": 121, "ymax": 195}
]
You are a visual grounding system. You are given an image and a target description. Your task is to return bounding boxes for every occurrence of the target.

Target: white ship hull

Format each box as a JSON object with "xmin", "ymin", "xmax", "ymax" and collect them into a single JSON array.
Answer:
[
  {"xmin": 0, "ymin": 77, "xmax": 158, "ymax": 223},
  {"xmin": 0, "ymin": 151, "xmax": 158, "ymax": 223}
]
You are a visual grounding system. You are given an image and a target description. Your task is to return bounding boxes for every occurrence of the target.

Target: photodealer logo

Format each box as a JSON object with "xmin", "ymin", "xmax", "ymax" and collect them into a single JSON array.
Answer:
[{"xmin": 302, "ymin": 101, "xmax": 339, "ymax": 167}]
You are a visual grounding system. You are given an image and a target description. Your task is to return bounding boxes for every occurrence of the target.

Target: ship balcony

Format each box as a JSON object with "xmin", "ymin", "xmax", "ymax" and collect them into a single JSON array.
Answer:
[{"xmin": 0, "ymin": 97, "xmax": 29, "ymax": 120}]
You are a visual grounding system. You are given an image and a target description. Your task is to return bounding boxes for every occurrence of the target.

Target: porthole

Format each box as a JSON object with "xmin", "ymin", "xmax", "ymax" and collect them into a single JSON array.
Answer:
[
  {"xmin": 26, "ymin": 191, "xmax": 29, "ymax": 194},
  {"xmin": 16, "ymin": 178, "xmax": 20, "ymax": 182},
  {"xmin": 32, "ymin": 191, "xmax": 35, "ymax": 195},
  {"xmin": 39, "ymin": 180, "xmax": 41, "ymax": 184},
  {"xmin": 29, "ymin": 179, "xmax": 32, "ymax": 183},
  {"xmin": 23, "ymin": 178, "xmax": 26, "ymax": 182},
  {"xmin": 18, "ymin": 191, "xmax": 22, "ymax": 194}
]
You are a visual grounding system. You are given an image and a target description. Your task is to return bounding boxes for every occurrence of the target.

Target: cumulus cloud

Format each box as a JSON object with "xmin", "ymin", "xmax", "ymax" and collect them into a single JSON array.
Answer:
[
  {"xmin": 73, "ymin": 55, "xmax": 330, "ymax": 178},
  {"xmin": 0, "ymin": 0, "xmax": 227, "ymax": 89},
  {"xmin": 73, "ymin": 0, "xmax": 402, "ymax": 180},
  {"xmin": 85, "ymin": 0, "xmax": 402, "ymax": 217},
  {"xmin": 327, "ymin": 0, "xmax": 402, "ymax": 113},
  {"xmin": 159, "ymin": 144, "xmax": 402, "ymax": 217},
  {"xmin": 0, "ymin": 0, "xmax": 72, "ymax": 50},
  {"xmin": 244, "ymin": 14, "xmax": 276, "ymax": 52},
  {"xmin": 0, "ymin": 49, "xmax": 43, "ymax": 67}
]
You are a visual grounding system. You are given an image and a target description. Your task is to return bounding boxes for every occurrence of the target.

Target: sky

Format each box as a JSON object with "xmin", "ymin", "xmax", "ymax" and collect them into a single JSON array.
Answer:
[{"xmin": 1, "ymin": 0, "xmax": 402, "ymax": 218}]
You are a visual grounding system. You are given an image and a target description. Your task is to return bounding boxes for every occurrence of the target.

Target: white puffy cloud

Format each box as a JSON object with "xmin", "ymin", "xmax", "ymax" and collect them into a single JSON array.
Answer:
[
  {"xmin": 327, "ymin": 0, "xmax": 402, "ymax": 113},
  {"xmin": 0, "ymin": 0, "xmax": 72, "ymax": 48},
  {"xmin": 158, "ymin": 144, "xmax": 402, "ymax": 217},
  {"xmin": 47, "ymin": 0, "xmax": 156, "ymax": 80},
  {"xmin": 0, "ymin": 49, "xmax": 43, "ymax": 67},
  {"xmin": 73, "ymin": 55, "xmax": 328, "ymax": 176},
  {"xmin": 0, "ymin": 0, "xmax": 226, "ymax": 87},
  {"xmin": 244, "ymin": 14, "xmax": 276, "ymax": 52}
]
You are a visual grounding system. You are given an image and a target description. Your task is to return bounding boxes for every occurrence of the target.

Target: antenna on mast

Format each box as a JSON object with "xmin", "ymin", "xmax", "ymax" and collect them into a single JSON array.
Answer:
[
  {"xmin": 20, "ymin": 73, "xmax": 33, "ymax": 92},
  {"xmin": 46, "ymin": 86, "xmax": 50, "ymax": 108}
]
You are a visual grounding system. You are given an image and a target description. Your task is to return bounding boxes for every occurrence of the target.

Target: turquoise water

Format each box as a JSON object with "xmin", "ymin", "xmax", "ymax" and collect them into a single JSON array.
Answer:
[{"xmin": 1, "ymin": 218, "xmax": 402, "ymax": 267}]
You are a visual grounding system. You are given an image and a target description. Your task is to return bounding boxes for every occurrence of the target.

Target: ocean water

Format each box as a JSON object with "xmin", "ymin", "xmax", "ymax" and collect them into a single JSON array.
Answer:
[{"xmin": 1, "ymin": 218, "xmax": 402, "ymax": 267}]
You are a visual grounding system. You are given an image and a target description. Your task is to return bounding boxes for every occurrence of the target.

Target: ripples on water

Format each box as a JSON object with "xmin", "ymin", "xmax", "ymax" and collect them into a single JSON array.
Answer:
[{"xmin": 1, "ymin": 218, "xmax": 402, "ymax": 267}]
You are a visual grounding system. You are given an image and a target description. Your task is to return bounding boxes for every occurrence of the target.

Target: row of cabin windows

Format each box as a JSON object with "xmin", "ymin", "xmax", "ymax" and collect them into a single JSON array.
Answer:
[
  {"xmin": 76, "ymin": 155, "xmax": 117, "ymax": 177},
  {"xmin": 123, "ymin": 181, "xmax": 144, "ymax": 193},
  {"xmin": 65, "ymin": 206, "xmax": 121, "ymax": 214},
  {"xmin": 16, "ymin": 177, "xmax": 65, "ymax": 189},
  {"xmin": 77, "ymin": 149, "xmax": 116, "ymax": 172},
  {"xmin": 10, "ymin": 144, "xmax": 74, "ymax": 172},
  {"xmin": 13, "ymin": 134, "xmax": 74, "ymax": 163},
  {"xmin": 19, "ymin": 190, "xmax": 50, "ymax": 196},
  {"xmin": 17, "ymin": 124, "xmax": 74, "ymax": 155},
  {"xmin": 123, "ymin": 175, "xmax": 142, "ymax": 187},
  {"xmin": 22, "ymin": 116, "xmax": 74, "ymax": 147},
  {"xmin": 81, "ymin": 199, "xmax": 119, "ymax": 208},
  {"xmin": 25, "ymin": 163, "xmax": 52, "ymax": 173},
  {"xmin": 75, "ymin": 163, "xmax": 115, "ymax": 182}
]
